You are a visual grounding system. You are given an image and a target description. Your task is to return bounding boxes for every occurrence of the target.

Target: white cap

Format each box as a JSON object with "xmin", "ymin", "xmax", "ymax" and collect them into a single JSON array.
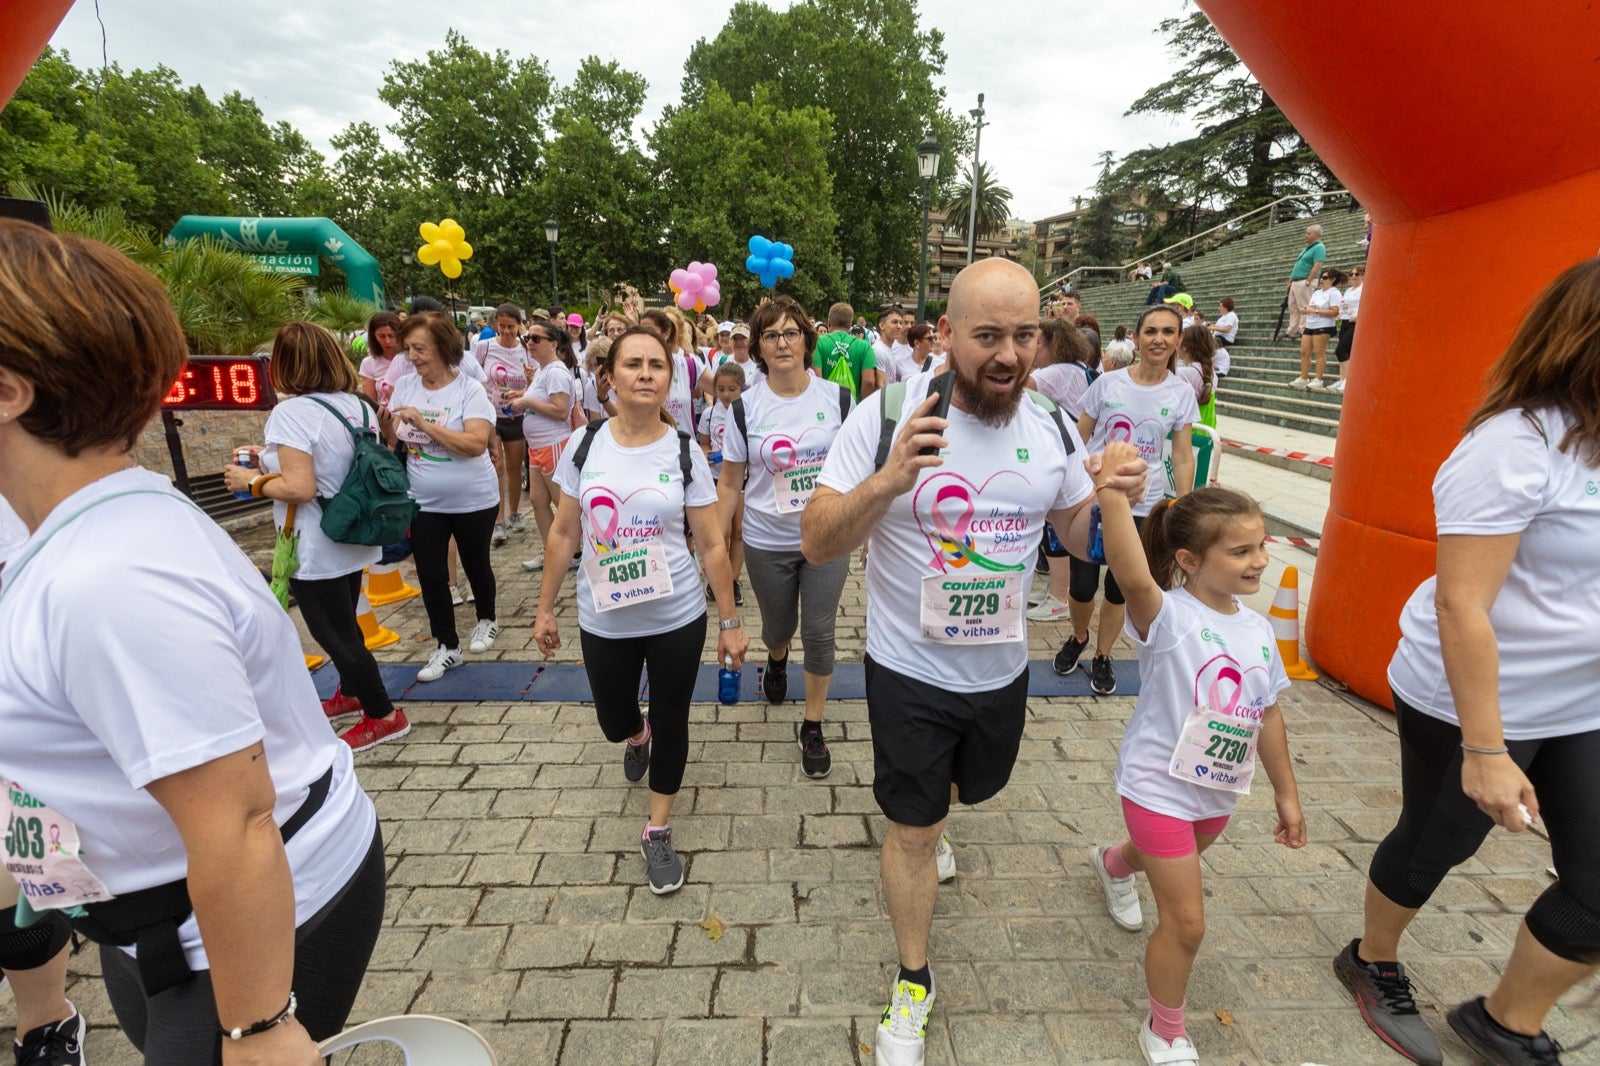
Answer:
[{"xmin": 718, "ymin": 320, "xmax": 734, "ymax": 333}]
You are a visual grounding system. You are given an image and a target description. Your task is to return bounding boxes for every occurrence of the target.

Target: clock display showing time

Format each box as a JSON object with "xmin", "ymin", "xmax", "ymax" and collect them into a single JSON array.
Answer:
[{"xmin": 162, "ymin": 357, "xmax": 277, "ymax": 411}]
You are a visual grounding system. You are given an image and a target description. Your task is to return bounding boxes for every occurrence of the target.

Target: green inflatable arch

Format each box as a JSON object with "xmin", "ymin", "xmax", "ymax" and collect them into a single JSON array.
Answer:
[{"xmin": 166, "ymin": 216, "xmax": 387, "ymax": 305}]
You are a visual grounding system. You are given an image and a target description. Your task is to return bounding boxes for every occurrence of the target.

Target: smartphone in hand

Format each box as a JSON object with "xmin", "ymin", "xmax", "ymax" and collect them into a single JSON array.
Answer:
[{"xmin": 921, "ymin": 369, "xmax": 955, "ymax": 457}]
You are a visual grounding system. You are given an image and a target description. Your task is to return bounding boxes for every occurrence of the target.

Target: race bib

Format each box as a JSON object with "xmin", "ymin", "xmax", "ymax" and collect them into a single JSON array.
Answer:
[
  {"xmin": 1167, "ymin": 704, "xmax": 1260, "ymax": 794},
  {"xmin": 584, "ymin": 540, "xmax": 673, "ymax": 612},
  {"xmin": 3, "ymin": 780, "xmax": 113, "ymax": 911},
  {"xmin": 919, "ymin": 571, "xmax": 1025, "ymax": 644},
  {"xmin": 396, "ymin": 407, "xmax": 442, "ymax": 446},
  {"xmin": 774, "ymin": 461, "xmax": 825, "ymax": 514}
]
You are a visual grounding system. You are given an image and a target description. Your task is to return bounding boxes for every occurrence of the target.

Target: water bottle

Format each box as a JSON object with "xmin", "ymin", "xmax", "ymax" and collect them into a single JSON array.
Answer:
[
  {"xmin": 717, "ymin": 655, "xmax": 740, "ymax": 705},
  {"xmin": 708, "ymin": 450, "xmax": 722, "ymax": 465},
  {"xmin": 1086, "ymin": 503, "xmax": 1107, "ymax": 565},
  {"xmin": 232, "ymin": 447, "xmax": 256, "ymax": 500}
]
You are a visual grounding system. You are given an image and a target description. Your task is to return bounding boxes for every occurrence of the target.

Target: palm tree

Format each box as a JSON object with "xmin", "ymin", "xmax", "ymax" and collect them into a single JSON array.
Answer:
[{"xmin": 938, "ymin": 161, "xmax": 1014, "ymax": 244}]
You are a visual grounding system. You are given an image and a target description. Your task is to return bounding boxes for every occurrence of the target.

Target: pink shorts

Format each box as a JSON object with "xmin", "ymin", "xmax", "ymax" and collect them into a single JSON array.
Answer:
[{"xmin": 1121, "ymin": 797, "xmax": 1230, "ymax": 858}]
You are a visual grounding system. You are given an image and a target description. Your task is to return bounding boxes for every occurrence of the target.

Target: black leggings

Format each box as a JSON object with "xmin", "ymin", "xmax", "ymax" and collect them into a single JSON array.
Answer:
[
  {"xmin": 410, "ymin": 504, "xmax": 498, "ymax": 648},
  {"xmin": 1370, "ymin": 695, "xmax": 1600, "ymax": 964},
  {"xmin": 101, "ymin": 824, "xmax": 386, "ymax": 1064},
  {"xmin": 579, "ymin": 614, "xmax": 707, "ymax": 796},
  {"xmin": 1068, "ymin": 514, "xmax": 1144, "ymax": 607},
  {"xmin": 291, "ymin": 570, "xmax": 394, "ymax": 720}
]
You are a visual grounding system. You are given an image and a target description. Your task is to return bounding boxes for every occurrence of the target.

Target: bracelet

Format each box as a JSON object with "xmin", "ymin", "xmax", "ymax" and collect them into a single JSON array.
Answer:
[
  {"xmin": 718, "ymin": 617, "xmax": 742, "ymax": 630},
  {"xmin": 248, "ymin": 473, "xmax": 282, "ymax": 499},
  {"xmin": 1460, "ymin": 742, "xmax": 1510, "ymax": 756},
  {"xmin": 223, "ymin": 991, "xmax": 296, "ymax": 1040}
]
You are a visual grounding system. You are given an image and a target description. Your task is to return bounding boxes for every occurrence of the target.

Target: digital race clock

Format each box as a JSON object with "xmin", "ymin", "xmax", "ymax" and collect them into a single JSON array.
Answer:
[{"xmin": 161, "ymin": 356, "xmax": 277, "ymax": 411}]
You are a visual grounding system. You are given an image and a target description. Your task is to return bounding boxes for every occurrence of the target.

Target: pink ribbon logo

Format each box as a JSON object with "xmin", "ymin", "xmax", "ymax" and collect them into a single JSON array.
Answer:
[
  {"xmin": 929, "ymin": 483, "xmax": 977, "ymax": 569},
  {"xmin": 492, "ymin": 365, "xmax": 509, "ymax": 386},
  {"xmin": 48, "ymin": 824, "xmax": 62, "ymax": 854},
  {"xmin": 1105, "ymin": 414, "xmax": 1137, "ymax": 443},
  {"xmin": 586, "ymin": 494, "xmax": 621, "ymax": 553},
  {"xmin": 765, "ymin": 434, "xmax": 800, "ymax": 472},
  {"xmin": 1194, "ymin": 653, "xmax": 1268, "ymax": 720}
]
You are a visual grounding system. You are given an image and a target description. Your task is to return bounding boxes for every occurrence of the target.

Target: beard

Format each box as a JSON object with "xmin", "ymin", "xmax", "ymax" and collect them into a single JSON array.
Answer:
[{"xmin": 953, "ymin": 356, "xmax": 1029, "ymax": 427}]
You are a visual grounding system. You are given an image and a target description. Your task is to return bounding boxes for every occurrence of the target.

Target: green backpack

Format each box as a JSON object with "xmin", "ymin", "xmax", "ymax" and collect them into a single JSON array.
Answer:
[
  {"xmin": 308, "ymin": 396, "xmax": 419, "ymax": 546},
  {"xmin": 823, "ymin": 336, "xmax": 859, "ymax": 398}
]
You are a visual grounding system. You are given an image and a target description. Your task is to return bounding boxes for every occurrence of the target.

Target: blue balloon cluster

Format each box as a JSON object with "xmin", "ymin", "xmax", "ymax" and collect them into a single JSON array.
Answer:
[{"xmin": 745, "ymin": 235, "xmax": 795, "ymax": 288}]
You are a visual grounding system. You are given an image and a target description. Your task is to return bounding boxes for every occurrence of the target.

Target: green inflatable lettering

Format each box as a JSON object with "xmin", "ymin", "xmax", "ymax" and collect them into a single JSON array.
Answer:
[{"xmin": 166, "ymin": 216, "xmax": 386, "ymax": 305}]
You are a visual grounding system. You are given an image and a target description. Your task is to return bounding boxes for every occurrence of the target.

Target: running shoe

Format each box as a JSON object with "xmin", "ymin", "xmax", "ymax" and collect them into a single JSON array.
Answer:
[
  {"xmin": 1026, "ymin": 594, "xmax": 1070, "ymax": 622},
  {"xmin": 1333, "ymin": 940, "xmax": 1443, "ymax": 1065},
  {"xmin": 321, "ymin": 687, "xmax": 363, "ymax": 720},
  {"xmin": 1053, "ymin": 633, "xmax": 1089, "ymax": 675},
  {"xmin": 875, "ymin": 972, "xmax": 935, "ymax": 1066},
  {"xmin": 1447, "ymin": 996, "xmax": 1563, "ymax": 1065},
  {"xmin": 1091, "ymin": 844, "xmax": 1143, "ymax": 931},
  {"xmin": 15, "ymin": 1003, "xmax": 84, "ymax": 1066},
  {"xmin": 416, "ymin": 644, "xmax": 462, "ymax": 682},
  {"xmin": 1138, "ymin": 1013, "xmax": 1199, "ymax": 1065},
  {"xmin": 799, "ymin": 723, "xmax": 831, "ymax": 779},
  {"xmin": 1089, "ymin": 655, "xmax": 1117, "ymax": 695},
  {"xmin": 1330, "ymin": 379, "xmax": 1347, "ymax": 392},
  {"xmin": 339, "ymin": 709, "xmax": 411, "ymax": 753},
  {"xmin": 733, "ymin": 580, "xmax": 743, "ymax": 606},
  {"xmin": 641, "ymin": 825, "xmax": 684, "ymax": 895},
  {"xmin": 1287, "ymin": 376, "xmax": 1309, "ymax": 389},
  {"xmin": 520, "ymin": 554, "xmax": 545, "ymax": 572},
  {"xmin": 935, "ymin": 834, "xmax": 956, "ymax": 883},
  {"xmin": 468, "ymin": 619, "xmax": 500, "ymax": 654},
  {"xmin": 450, "ymin": 585, "xmax": 465, "ymax": 606},
  {"xmin": 1307, "ymin": 379, "xmax": 1327, "ymax": 391},
  {"xmin": 491, "ymin": 521, "xmax": 508, "ymax": 546},
  {"xmin": 507, "ymin": 512, "xmax": 526, "ymax": 533},
  {"xmin": 763, "ymin": 655, "xmax": 789, "ymax": 704},
  {"xmin": 623, "ymin": 720, "xmax": 651, "ymax": 783}
]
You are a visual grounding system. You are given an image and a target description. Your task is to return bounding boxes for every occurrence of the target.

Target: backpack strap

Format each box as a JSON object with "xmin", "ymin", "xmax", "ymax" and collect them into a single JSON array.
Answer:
[
  {"xmin": 1024, "ymin": 389, "xmax": 1077, "ymax": 457},
  {"xmin": 731, "ymin": 397, "xmax": 747, "ymax": 453},
  {"xmin": 837, "ymin": 384, "xmax": 852, "ymax": 423},
  {"xmin": 677, "ymin": 429, "xmax": 694, "ymax": 486},
  {"xmin": 872, "ymin": 381, "xmax": 907, "ymax": 472},
  {"xmin": 307, "ymin": 394, "xmax": 372, "ymax": 440},
  {"xmin": 570, "ymin": 419, "xmax": 606, "ymax": 472}
]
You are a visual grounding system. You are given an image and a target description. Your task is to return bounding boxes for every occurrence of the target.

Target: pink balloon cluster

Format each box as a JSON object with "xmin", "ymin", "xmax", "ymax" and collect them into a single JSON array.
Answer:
[{"xmin": 668, "ymin": 261, "xmax": 721, "ymax": 313}]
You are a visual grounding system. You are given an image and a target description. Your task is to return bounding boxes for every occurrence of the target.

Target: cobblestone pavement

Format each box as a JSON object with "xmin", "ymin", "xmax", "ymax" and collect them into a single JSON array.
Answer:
[{"xmin": 42, "ymin": 531, "xmax": 1597, "ymax": 1064}]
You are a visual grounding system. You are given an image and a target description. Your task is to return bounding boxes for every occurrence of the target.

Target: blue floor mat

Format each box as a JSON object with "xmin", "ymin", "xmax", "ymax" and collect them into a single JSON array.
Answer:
[{"xmin": 311, "ymin": 658, "xmax": 1140, "ymax": 702}]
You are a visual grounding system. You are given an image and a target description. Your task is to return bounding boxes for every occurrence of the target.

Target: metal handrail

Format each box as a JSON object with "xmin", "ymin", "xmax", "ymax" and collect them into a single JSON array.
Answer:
[{"xmin": 1039, "ymin": 188, "xmax": 1352, "ymax": 294}]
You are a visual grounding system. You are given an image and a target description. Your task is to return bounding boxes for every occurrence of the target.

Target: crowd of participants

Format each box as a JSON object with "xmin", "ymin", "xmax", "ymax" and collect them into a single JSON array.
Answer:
[{"xmin": 0, "ymin": 217, "xmax": 1594, "ymax": 1066}]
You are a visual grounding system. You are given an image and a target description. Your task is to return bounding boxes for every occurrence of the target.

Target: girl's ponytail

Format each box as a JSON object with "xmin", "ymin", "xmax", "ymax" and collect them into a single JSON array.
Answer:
[
  {"xmin": 1139, "ymin": 488, "xmax": 1262, "ymax": 592},
  {"xmin": 1140, "ymin": 498, "xmax": 1182, "ymax": 591}
]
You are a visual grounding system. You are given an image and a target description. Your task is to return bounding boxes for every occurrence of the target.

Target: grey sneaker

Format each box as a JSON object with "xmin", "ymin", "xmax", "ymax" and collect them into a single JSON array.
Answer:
[
  {"xmin": 491, "ymin": 521, "xmax": 508, "ymax": 546},
  {"xmin": 623, "ymin": 721, "xmax": 651, "ymax": 783},
  {"xmin": 507, "ymin": 512, "xmax": 526, "ymax": 533},
  {"xmin": 1333, "ymin": 940, "xmax": 1443, "ymax": 1065},
  {"xmin": 641, "ymin": 825, "xmax": 684, "ymax": 894},
  {"xmin": 1447, "ymin": 996, "xmax": 1563, "ymax": 1066}
]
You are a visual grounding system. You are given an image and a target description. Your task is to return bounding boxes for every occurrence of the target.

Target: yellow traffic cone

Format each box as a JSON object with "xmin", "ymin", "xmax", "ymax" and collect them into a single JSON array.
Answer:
[
  {"xmin": 356, "ymin": 591, "xmax": 400, "ymax": 650},
  {"xmin": 365, "ymin": 562, "xmax": 420, "ymax": 606},
  {"xmin": 1269, "ymin": 566, "xmax": 1318, "ymax": 680},
  {"xmin": 304, "ymin": 654, "xmax": 326, "ymax": 671}
]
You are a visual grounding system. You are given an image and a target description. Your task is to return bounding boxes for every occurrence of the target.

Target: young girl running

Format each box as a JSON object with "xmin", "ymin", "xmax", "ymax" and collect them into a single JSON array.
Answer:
[{"xmin": 1089, "ymin": 451, "xmax": 1307, "ymax": 1064}]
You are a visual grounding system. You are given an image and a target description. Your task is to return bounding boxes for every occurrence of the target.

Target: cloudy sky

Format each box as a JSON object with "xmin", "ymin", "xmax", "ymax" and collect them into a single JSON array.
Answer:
[{"xmin": 46, "ymin": 0, "xmax": 1192, "ymax": 221}]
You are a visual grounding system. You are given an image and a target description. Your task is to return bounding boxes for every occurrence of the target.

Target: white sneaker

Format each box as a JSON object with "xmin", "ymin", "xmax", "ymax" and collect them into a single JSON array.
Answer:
[
  {"xmin": 1307, "ymin": 378, "xmax": 1326, "ymax": 390},
  {"xmin": 935, "ymin": 834, "xmax": 956, "ymax": 883},
  {"xmin": 507, "ymin": 513, "xmax": 526, "ymax": 533},
  {"xmin": 569, "ymin": 553, "xmax": 581, "ymax": 571},
  {"xmin": 416, "ymin": 644, "xmax": 462, "ymax": 682},
  {"xmin": 1329, "ymin": 378, "xmax": 1346, "ymax": 392},
  {"xmin": 491, "ymin": 522, "xmax": 508, "ymax": 546},
  {"xmin": 521, "ymin": 554, "xmax": 545, "ymax": 572},
  {"xmin": 1026, "ymin": 594, "xmax": 1070, "ymax": 622},
  {"xmin": 450, "ymin": 585, "xmax": 464, "ymax": 606},
  {"xmin": 1287, "ymin": 376, "xmax": 1309, "ymax": 389},
  {"xmin": 1091, "ymin": 845, "xmax": 1143, "ymax": 931},
  {"xmin": 1139, "ymin": 1014, "xmax": 1199, "ymax": 1064},
  {"xmin": 468, "ymin": 619, "xmax": 500, "ymax": 653},
  {"xmin": 875, "ymin": 972, "xmax": 935, "ymax": 1066}
]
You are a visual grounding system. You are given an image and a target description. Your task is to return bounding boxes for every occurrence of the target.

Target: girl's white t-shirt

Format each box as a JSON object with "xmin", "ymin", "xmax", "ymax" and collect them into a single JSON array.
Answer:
[
  {"xmin": 1389, "ymin": 408, "xmax": 1600, "ymax": 739},
  {"xmin": 0, "ymin": 468, "xmax": 375, "ymax": 972},
  {"xmin": 472, "ymin": 338, "xmax": 530, "ymax": 418},
  {"xmin": 552, "ymin": 424, "xmax": 717, "ymax": 639},
  {"xmin": 1213, "ymin": 311, "xmax": 1239, "ymax": 344},
  {"xmin": 522, "ymin": 361, "xmax": 576, "ymax": 449},
  {"xmin": 664, "ymin": 351, "xmax": 707, "ymax": 431},
  {"xmin": 389, "ymin": 370, "xmax": 500, "ymax": 514},
  {"xmin": 1115, "ymin": 586, "xmax": 1292, "ymax": 820},
  {"xmin": 1031, "ymin": 363, "xmax": 1094, "ymax": 421},
  {"xmin": 1339, "ymin": 284, "xmax": 1362, "ymax": 322},
  {"xmin": 1306, "ymin": 287, "xmax": 1342, "ymax": 329},
  {"xmin": 697, "ymin": 401, "xmax": 734, "ymax": 480},
  {"xmin": 1079, "ymin": 368, "xmax": 1200, "ymax": 515},
  {"xmin": 260, "ymin": 392, "xmax": 382, "ymax": 579},
  {"xmin": 721, "ymin": 378, "xmax": 849, "ymax": 552},
  {"xmin": 713, "ymin": 353, "xmax": 762, "ymax": 389}
]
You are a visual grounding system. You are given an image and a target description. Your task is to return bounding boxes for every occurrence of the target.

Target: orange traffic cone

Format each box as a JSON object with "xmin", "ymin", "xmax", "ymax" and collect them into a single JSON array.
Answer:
[
  {"xmin": 1270, "ymin": 566, "xmax": 1318, "ymax": 680},
  {"xmin": 365, "ymin": 562, "xmax": 420, "ymax": 606},
  {"xmin": 356, "ymin": 591, "xmax": 400, "ymax": 650},
  {"xmin": 304, "ymin": 654, "xmax": 326, "ymax": 671}
]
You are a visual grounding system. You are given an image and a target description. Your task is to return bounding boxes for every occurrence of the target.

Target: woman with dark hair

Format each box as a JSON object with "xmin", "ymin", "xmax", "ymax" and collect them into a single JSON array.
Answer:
[
  {"xmin": 472, "ymin": 302, "xmax": 529, "ymax": 545},
  {"xmin": 1027, "ymin": 318, "xmax": 1099, "ymax": 623},
  {"xmin": 1075, "ymin": 313, "xmax": 1102, "ymax": 354},
  {"xmin": 1335, "ymin": 258, "xmax": 1600, "ymax": 1066},
  {"xmin": 1291, "ymin": 268, "xmax": 1347, "ymax": 389},
  {"xmin": 1176, "ymin": 324, "xmax": 1218, "ymax": 429},
  {"xmin": 532, "ymin": 327, "xmax": 746, "ymax": 894},
  {"xmin": 514, "ymin": 319, "xmax": 578, "ymax": 574},
  {"xmin": 1330, "ymin": 265, "xmax": 1363, "ymax": 393},
  {"xmin": 0, "ymin": 219, "xmax": 383, "ymax": 1065},
  {"xmin": 357, "ymin": 310, "xmax": 402, "ymax": 404},
  {"xmin": 903, "ymin": 322, "xmax": 943, "ymax": 375},
  {"xmin": 224, "ymin": 322, "xmax": 409, "ymax": 751},
  {"xmin": 567, "ymin": 313, "xmax": 588, "ymax": 355},
  {"xmin": 381, "ymin": 312, "xmax": 501, "ymax": 683}
]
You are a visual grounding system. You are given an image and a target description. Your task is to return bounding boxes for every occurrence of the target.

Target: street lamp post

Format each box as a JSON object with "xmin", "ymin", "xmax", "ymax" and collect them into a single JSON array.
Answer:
[
  {"xmin": 916, "ymin": 130, "xmax": 942, "ymax": 325},
  {"xmin": 543, "ymin": 218, "xmax": 560, "ymax": 307},
  {"xmin": 401, "ymin": 251, "xmax": 414, "ymax": 305},
  {"xmin": 966, "ymin": 93, "xmax": 986, "ymax": 266},
  {"xmin": 844, "ymin": 255, "xmax": 854, "ymax": 303}
]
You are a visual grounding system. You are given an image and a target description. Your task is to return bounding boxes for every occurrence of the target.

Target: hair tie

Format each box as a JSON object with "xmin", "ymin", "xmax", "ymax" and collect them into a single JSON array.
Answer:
[{"xmin": 1164, "ymin": 498, "xmax": 1178, "ymax": 511}]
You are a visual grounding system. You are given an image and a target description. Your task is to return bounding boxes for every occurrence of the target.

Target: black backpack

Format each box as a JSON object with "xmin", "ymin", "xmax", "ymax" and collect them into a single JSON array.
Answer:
[
  {"xmin": 570, "ymin": 419, "xmax": 694, "ymax": 486},
  {"xmin": 728, "ymin": 384, "xmax": 851, "ymax": 489},
  {"xmin": 308, "ymin": 396, "xmax": 419, "ymax": 546}
]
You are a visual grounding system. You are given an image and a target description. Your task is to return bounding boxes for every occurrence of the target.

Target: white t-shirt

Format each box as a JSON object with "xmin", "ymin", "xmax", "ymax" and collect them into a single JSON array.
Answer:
[
  {"xmin": 522, "ymin": 361, "xmax": 576, "ymax": 449},
  {"xmin": 1213, "ymin": 311, "xmax": 1239, "ymax": 344},
  {"xmin": 664, "ymin": 351, "xmax": 707, "ymax": 431},
  {"xmin": 712, "ymin": 352, "xmax": 762, "ymax": 389},
  {"xmin": 1079, "ymin": 368, "xmax": 1200, "ymax": 515},
  {"xmin": 0, "ymin": 493, "xmax": 25, "ymax": 563},
  {"xmin": 1339, "ymin": 284, "xmax": 1362, "ymax": 322},
  {"xmin": 1389, "ymin": 408, "xmax": 1600, "ymax": 739},
  {"xmin": 552, "ymin": 424, "xmax": 717, "ymax": 639},
  {"xmin": 1031, "ymin": 363, "xmax": 1094, "ymax": 421},
  {"xmin": 472, "ymin": 338, "xmax": 530, "ymax": 417},
  {"xmin": 390, "ymin": 370, "xmax": 500, "ymax": 514},
  {"xmin": 1175, "ymin": 363, "xmax": 1205, "ymax": 403},
  {"xmin": 697, "ymin": 401, "xmax": 734, "ymax": 480},
  {"xmin": 818, "ymin": 376, "xmax": 1094, "ymax": 692},
  {"xmin": 356, "ymin": 353, "xmax": 394, "ymax": 385},
  {"xmin": 722, "ymin": 378, "xmax": 849, "ymax": 552},
  {"xmin": 1115, "ymin": 587, "xmax": 1292, "ymax": 820},
  {"xmin": 260, "ymin": 392, "xmax": 382, "ymax": 580},
  {"xmin": 378, "ymin": 351, "xmax": 486, "ymax": 402},
  {"xmin": 0, "ymin": 468, "xmax": 375, "ymax": 972},
  {"xmin": 1213, "ymin": 348, "xmax": 1232, "ymax": 377},
  {"xmin": 1306, "ymin": 287, "xmax": 1342, "ymax": 329}
]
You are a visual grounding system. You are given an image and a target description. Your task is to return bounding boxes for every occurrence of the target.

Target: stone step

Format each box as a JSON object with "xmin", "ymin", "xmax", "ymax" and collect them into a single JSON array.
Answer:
[{"xmin": 1214, "ymin": 396, "xmax": 1341, "ymax": 438}]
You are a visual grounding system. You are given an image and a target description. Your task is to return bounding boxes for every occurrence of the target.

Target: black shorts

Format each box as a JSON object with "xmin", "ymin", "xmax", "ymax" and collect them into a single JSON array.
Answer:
[
  {"xmin": 1334, "ymin": 319, "xmax": 1357, "ymax": 362},
  {"xmin": 1303, "ymin": 325, "xmax": 1337, "ymax": 337},
  {"xmin": 494, "ymin": 416, "xmax": 523, "ymax": 443},
  {"xmin": 865, "ymin": 655, "xmax": 1029, "ymax": 826}
]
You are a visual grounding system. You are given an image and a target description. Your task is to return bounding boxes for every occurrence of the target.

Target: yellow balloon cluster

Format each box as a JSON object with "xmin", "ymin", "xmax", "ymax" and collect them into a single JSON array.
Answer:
[{"xmin": 416, "ymin": 219, "xmax": 473, "ymax": 279}]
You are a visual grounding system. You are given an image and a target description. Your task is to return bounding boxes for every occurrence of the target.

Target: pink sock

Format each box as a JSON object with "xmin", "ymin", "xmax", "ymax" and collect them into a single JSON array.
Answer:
[
  {"xmin": 627, "ymin": 718, "xmax": 651, "ymax": 747},
  {"xmin": 1149, "ymin": 997, "xmax": 1187, "ymax": 1042},
  {"xmin": 1102, "ymin": 844, "xmax": 1137, "ymax": 879}
]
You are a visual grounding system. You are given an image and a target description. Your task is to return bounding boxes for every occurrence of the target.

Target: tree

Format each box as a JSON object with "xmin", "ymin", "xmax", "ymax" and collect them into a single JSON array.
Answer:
[
  {"xmin": 1071, "ymin": 152, "xmax": 1131, "ymax": 268},
  {"xmin": 937, "ymin": 160, "xmax": 1013, "ymax": 244}
]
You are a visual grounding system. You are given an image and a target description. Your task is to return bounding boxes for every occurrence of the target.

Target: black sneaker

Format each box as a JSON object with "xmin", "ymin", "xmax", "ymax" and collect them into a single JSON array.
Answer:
[
  {"xmin": 15, "ymin": 1005, "xmax": 85, "ymax": 1066},
  {"xmin": 706, "ymin": 582, "xmax": 715, "ymax": 602},
  {"xmin": 1053, "ymin": 633, "xmax": 1089, "ymax": 675},
  {"xmin": 733, "ymin": 580, "xmax": 743, "ymax": 606},
  {"xmin": 763, "ymin": 656, "xmax": 789, "ymax": 704},
  {"xmin": 1333, "ymin": 940, "xmax": 1443, "ymax": 1065},
  {"xmin": 1088, "ymin": 654, "xmax": 1117, "ymax": 695},
  {"xmin": 1447, "ymin": 996, "xmax": 1563, "ymax": 1065},
  {"xmin": 623, "ymin": 721, "xmax": 651, "ymax": 784},
  {"xmin": 799, "ymin": 723, "xmax": 831, "ymax": 779},
  {"xmin": 641, "ymin": 825, "xmax": 685, "ymax": 895}
]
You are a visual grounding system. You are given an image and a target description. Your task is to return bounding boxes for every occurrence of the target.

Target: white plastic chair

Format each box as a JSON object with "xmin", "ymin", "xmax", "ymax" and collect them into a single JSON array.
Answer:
[{"xmin": 318, "ymin": 1015, "xmax": 497, "ymax": 1064}]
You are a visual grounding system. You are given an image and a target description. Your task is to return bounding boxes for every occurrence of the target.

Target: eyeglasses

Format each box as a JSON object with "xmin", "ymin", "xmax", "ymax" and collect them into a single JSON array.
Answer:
[{"xmin": 761, "ymin": 329, "xmax": 803, "ymax": 345}]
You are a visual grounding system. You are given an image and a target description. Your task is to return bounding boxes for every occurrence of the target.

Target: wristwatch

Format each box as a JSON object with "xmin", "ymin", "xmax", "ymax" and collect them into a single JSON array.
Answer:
[{"xmin": 718, "ymin": 618, "xmax": 742, "ymax": 630}]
